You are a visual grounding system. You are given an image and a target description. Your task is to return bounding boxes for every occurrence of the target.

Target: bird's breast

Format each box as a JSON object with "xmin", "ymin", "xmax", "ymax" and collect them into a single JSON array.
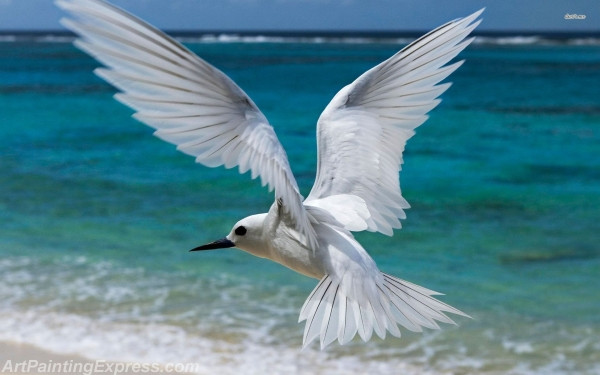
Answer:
[{"xmin": 267, "ymin": 234, "xmax": 326, "ymax": 280}]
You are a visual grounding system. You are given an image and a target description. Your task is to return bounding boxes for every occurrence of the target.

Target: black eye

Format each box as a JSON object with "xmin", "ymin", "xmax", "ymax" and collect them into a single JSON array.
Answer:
[{"xmin": 235, "ymin": 226, "xmax": 247, "ymax": 236}]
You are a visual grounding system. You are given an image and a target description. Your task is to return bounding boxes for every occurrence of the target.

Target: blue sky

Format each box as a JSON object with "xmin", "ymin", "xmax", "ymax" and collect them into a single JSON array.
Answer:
[{"xmin": 0, "ymin": 0, "xmax": 597, "ymax": 32}]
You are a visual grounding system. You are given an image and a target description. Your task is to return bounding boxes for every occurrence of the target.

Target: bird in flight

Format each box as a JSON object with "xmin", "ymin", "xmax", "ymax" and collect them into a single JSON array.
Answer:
[{"xmin": 57, "ymin": 0, "xmax": 482, "ymax": 349}]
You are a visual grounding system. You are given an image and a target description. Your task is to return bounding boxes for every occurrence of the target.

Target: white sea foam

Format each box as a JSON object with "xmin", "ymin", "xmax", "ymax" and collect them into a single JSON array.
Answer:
[
  {"xmin": 0, "ymin": 35, "xmax": 17, "ymax": 42},
  {"xmin": 36, "ymin": 35, "xmax": 75, "ymax": 43},
  {"xmin": 474, "ymin": 35, "xmax": 600, "ymax": 46},
  {"xmin": 178, "ymin": 34, "xmax": 417, "ymax": 45},
  {"xmin": 0, "ymin": 257, "xmax": 460, "ymax": 374},
  {"xmin": 1, "ymin": 256, "xmax": 599, "ymax": 374},
  {"xmin": 1, "ymin": 33, "xmax": 598, "ymax": 46},
  {"xmin": 568, "ymin": 37, "xmax": 600, "ymax": 46},
  {"xmin": 475, "ymin": 36, "xmax": 542, "ymax": 45},
  {"xmin": 0, "ymin": 308, "xmax": 454, "ymax": 375},
  {"xmin": 3, "ymin": 304, "xmax": 599, "ymax": 375},
  {"xmin": 502, "ymin": 339, "xmax": 535, "ymax": 354},
  {"xmin": 7, "ymin": 309, "xmax": 597, "ymax": 375}
]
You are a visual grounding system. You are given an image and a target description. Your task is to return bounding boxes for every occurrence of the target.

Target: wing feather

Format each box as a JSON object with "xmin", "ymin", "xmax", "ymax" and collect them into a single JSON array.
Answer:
[
  {"xmin": 57, "ymin": 0, "xmax": 317, "ymax": 248},
  {"xmin": 306, "ymin": 9, "xmax": 483, "ymax": 235}
]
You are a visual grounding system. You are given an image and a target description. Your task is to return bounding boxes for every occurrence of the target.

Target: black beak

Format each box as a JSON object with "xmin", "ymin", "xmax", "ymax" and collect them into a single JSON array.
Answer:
[{"xmin": 190, "ymin": 238, "xmax": 235, "ymax": 251}]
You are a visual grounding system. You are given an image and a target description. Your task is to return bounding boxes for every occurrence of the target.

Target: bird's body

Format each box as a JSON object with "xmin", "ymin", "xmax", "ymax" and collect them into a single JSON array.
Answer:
[
  {"xmin": 233, "ymin": 201, "xmax": 372, "ymax": 280},
  {"xmin": 57, "ymin": 0, "xmax": 483, "ymax": 349},
  {"xmin": 234, "ymin": 206, "xmax": 324, "ymax": 279}
]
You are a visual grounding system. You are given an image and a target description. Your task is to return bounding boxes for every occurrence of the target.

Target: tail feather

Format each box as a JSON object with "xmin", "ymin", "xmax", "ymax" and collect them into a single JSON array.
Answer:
[
  {"xmin": 299, "ymin": 273, "xmax": 469, "ymax": 349},
  {"xmin": 383, "ymin": 275, "xmax": 443, "ymax": 330},
  {"xmin": 384, "ymin": 273, "xmax": 471, "ymax": 319},
  {"xmin": 350, "ymin": 298, "xmax": 367, "ymax": 342},
  {"xmin": 368, "ymin": 299, "xmax": 386, "ymax": 340},
  {"xmin": 320, "ymin": 283, "xmax": 340, "ymax": 348},
  {"xmin": 300, "ymin": 276, "xmax": 332, "ymax": 346},
  {"xmin": 375, "ymin": 284, "xmax": 403, "ymax": 337},
  {"xmin": 337, "ymin": 295, "xmax": 358, "ymax": 345}
]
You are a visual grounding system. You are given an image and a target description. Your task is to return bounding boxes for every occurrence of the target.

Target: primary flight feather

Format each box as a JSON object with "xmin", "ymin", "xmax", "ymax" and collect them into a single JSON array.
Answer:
[{"xmin": 57, "ymin": 0, "xmax": 482, "ymax": 349}]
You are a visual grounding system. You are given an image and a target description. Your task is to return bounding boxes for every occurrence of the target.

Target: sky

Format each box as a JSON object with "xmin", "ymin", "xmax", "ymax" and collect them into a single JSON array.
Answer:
[{"xmin": 0, "ymin": 0, "xmax": 597, "ymax": 32}]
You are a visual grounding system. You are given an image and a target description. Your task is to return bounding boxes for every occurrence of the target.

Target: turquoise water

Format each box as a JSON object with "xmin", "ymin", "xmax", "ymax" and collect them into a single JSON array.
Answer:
[{"xmin": 1, "ymin": 37, "xmax": 599, "ymax": 374}]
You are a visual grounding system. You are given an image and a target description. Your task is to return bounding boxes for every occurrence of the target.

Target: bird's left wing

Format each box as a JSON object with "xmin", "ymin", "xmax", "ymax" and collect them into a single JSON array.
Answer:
[
  {"xmin": 57, "ymin": 0, "xmax": 317, "ymax": 248},
  {"xmin": 306, "ymin": 9, "xmax": 483, "ymax": 235}
]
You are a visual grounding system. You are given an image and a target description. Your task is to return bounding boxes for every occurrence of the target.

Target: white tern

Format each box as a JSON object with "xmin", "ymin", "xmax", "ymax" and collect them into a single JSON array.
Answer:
[{"xmin": 57, "ymin": 0, "xmax": 482, "ymax": 349}]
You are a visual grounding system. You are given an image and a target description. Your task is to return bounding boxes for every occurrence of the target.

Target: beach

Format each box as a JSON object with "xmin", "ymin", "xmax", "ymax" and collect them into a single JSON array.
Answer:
[
  {"xmin": 1, "ymin": 34, "xmax": 599, "ymax": 374},
  {"xmin": 0, "ymin": 341, "xmax": 201, "ymax": 375}
]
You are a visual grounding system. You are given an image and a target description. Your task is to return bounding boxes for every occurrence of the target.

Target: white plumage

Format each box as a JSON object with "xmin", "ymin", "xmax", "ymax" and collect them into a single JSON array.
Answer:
[{"xmin": 57, "ymin": 0, "xmax": 482, "ymax": 349}]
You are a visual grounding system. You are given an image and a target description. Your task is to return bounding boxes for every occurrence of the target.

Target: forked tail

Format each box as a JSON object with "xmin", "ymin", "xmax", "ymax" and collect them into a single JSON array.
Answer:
[{"xmin": 299, "ymin": 273, "xmax": 470, "ymax": 349}]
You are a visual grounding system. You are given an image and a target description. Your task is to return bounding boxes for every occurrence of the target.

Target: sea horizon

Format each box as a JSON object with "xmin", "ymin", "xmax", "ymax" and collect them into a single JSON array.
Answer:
[{"xmin": 1, "ymin": 29, "xmax": 600, "ymax": 45}]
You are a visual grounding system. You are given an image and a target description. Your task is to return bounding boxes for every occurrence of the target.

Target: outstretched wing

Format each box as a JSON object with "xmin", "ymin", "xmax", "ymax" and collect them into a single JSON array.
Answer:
[
  {"xmin": 306, "ymin": 9, "xmax": 483, "ymax": 235},
  {"xmin": 57, "ymin": 0, "xmax": 317, "ymax": 248}
]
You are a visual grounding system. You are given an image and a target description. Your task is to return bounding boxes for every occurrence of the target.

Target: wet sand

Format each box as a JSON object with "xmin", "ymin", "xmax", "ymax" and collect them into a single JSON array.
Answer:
[{"xmin": 0, "ymin": 341, "xmax": 193, "ymax": 375}]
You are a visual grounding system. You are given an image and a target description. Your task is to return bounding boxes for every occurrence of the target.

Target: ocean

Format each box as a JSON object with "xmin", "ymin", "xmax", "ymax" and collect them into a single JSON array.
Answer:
[{"xmin": 1, "ymin": 32, "xmax": 599, "ymax": 374}]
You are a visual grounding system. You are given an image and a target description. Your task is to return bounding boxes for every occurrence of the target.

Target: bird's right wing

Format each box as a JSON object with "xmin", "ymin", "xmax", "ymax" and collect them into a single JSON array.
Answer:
[
  {"xmin": 56, "ymin": 0, "xmax": 317, "ymax": 248},
  {"xmin": 306, "ymin": 10, "xmax": 483, "ymax": 235}
]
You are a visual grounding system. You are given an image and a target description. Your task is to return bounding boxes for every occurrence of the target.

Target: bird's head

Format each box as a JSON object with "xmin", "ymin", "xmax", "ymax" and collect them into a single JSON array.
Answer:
[{"xmin": 190, "ymin": 213, "xmax": 268, "ymax": 257}]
